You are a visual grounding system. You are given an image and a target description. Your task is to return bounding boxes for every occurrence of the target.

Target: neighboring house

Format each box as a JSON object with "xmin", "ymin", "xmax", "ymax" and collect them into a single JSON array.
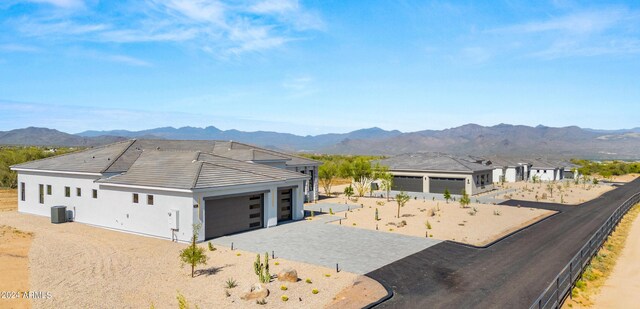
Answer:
[
  {"xmin": 11, "ymin": 139, "xmax": 320, "ymax": 242},
  {"xmin": 478, "ymin": 156, "xmax": 530, "ymax": 183},
  {"xmin": 378, "ymin": 153, "xmax": 494, "ymax": 196},
  {"xmin": 561, "ymin": 161, "xmax": 581, "ymax": 179},
  {"xmin": 529, "ymin": 158, "xmax": 565, "ymax": 181}
]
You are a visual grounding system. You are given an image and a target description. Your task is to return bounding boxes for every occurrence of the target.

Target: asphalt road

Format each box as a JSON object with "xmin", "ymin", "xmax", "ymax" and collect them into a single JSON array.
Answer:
[{"xmin": 366, "ymin": 178, "xmax": 640, "ymax": 308}]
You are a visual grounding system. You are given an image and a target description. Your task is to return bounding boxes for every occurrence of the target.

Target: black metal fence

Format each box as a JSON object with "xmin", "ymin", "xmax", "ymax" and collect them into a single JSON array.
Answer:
[{"xmin": 529, "ymin": 192, "xmax": 640, "ymax": 309}]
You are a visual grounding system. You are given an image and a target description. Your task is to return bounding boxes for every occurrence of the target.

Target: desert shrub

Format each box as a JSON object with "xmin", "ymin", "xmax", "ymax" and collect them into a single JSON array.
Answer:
[
  {"xmin": 312, "ymin": 289, "xmax": 319, "ymax": 294},
  {"xmin": 208, "ymin": 242, "xmax": 216, "ymax": 252},
  {"xmin": 425, "ymin": 221, "xmax": 432, "ymax": 229},
  {"xmin": 305, "ymin": 278, "xmax": 312, "ymax": 284},
  {"xmin": 281, "ymin": 295, "xmax": 289, "ymax": 302},
  {"xmin": 225, "ymin": 278, "xmax": 237, "ymax": 289},
  {"xmin": 280, "ymin": 285, "xmax": 288, "ymax": 291},
  {"xmin": 256, "ymin": 299, "xmax": 267, "ymax": 305}
]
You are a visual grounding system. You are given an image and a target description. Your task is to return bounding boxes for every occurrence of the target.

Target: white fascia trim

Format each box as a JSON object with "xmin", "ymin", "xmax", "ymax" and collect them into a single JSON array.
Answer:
[
  {"xmin": 11, "ymin": 168, "xmax": 102, "ymax": 176},
  {"xmin": 97, "ymin": 182, "xmax": 193, "ymax": 193},
  {"xmin": 391, "ymin": 169, "xmax": 475, "ymax": 174},
  {"xmin": 192, "ymin": 178, "xmax": 304, "ymax": 193}
]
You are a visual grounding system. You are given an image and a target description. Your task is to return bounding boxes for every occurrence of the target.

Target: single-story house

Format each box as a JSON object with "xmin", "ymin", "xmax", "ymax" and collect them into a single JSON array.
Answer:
[
  {"xmin": 528, "ymin": 158, "xmax": 565, "ymax": 181},
  {"xmin": 11, "ymin": 139, "xmax": 320, "ymax": 242},
  {"xmin": 561, "ymin": 161, "xmax": 580, "ymax": 179},
  {"xmin": 474, "ymin": 156, "xmax": 530, "ymax": 183},
  {"xmin": 378, "ymin": 153, "xmax": 494, "ymax": 195}
]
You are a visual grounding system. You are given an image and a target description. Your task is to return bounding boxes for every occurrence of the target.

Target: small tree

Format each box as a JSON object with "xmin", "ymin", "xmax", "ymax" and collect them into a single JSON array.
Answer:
[
  {"xmin": 546, "ymin": 183, "xmax": 554, "ymax": 198},
  {"xmin": 443, "ymin": 189, "xmax": 451, "ymax": 204},
  {"xmin": 459, "ymin": 189, "xmax": 471, "ymax": 208},
  {"xmin": 395, "ymin": 191, "xmax": 410, "ymax": 218},
  {"xmin": 179, "ymin": 223, "xmax": 208, "ymax": 278},
  {"xmin": 319, "ymin": 161, "xmax": 338, "ymax": 196},
  {"xmin": 343, "ymin": 185, "xmax": 354, "ymax": 203},
  {"xmin": 379, "ymin": 171, "xmax": 394, "ymax": 202}
]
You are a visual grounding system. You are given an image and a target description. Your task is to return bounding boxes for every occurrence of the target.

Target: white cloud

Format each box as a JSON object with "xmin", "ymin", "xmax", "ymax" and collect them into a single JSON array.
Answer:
[
  {"xmin": 0, "ymin": 43, "xmax": 40, "ymax": 52},
  {"xmin": 250, "ymin": 0, "xmax": 298, "ymax": 14},
  {"xmin": 496, "ymin": 10, "xmax": 629, "ymax": 35},
  {"xmin": 26, "ymin": 0, "xmax": 84, "ymax": 9},
  {"xmin": 103, "ymin": 54, "xmax": 152, "ymax": 67},
  {"xmin": 487, "ymin": 7, "xmax": 640, "ymax": 59},
  {"xmin": 6, "ymin": 0, "xmax": 324, "ymax": 58}
]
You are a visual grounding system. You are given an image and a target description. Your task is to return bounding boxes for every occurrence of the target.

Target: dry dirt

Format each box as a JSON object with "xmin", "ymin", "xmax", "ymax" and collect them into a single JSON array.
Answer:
[
  {"xmin": 589, "ymin": 206, "xmax": 640, "ymax": 308},
  {"xmin": 324, "ymin": 194, "xmax": 555, "ymax": 247},
  {"xmin": 493, "ymin": 181, "xmax": 614, "ymax": 205},
  {"xmin": 0, "ymin": 225, "xmax": 34, "ymax": 309},
  {"xmin": 0, "ymin": 189, "xmax": 18, "ymax": 212},
  {"xmin": 0, "ymin": 189, "xmax": 359, "ymax": 309},
  {"xmin": 325, "ymin": 275, "xmax": 388, "ymax": 309}
]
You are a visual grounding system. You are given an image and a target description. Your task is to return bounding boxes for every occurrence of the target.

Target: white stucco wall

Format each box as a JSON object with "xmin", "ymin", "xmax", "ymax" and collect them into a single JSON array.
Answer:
[
  {"xmin": 16, "ymin": 171, "xmax": 196, "ymax": 242},
  {"xmin": 505, "ymin": 167, "xmax": 518, "ymax": 182},
  {"xmin": 529, "ymin": 168, "xmax": 558, "ymax": 181},
  {"xmin": 493, "ymin": 168, "xmax": 504, "ymax": 183},
  {"xmin": 287, "ymin": 165, "xmax": 318, "ymax": 202}
]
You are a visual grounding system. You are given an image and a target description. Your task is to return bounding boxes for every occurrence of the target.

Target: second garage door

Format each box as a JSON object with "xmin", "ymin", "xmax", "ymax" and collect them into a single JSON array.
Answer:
[
  {"xmin": 204, "ymin": 194, "xmax": 263, "ymax": 239},
  {"xmin": 392, "ymin": 175, "xmax": 423, "ymax": 192},
  {"xmin": 429, "ymin": 177, "xmax": 465, "ymax": 194}
]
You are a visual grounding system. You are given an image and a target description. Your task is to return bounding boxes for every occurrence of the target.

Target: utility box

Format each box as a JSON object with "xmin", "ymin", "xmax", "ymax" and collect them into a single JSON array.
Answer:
[
  {"xmin": 51, "ymin": 206, "xmax": 67, "ymax": 224},
  {"xmin": 168, "ymin": 209, "xmax": 179, "ymax": 230}
]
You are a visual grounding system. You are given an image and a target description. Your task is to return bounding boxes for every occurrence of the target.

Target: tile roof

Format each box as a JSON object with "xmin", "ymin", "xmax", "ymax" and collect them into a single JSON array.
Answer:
[
  {"xmin": 13, "ymin": 139, "xmax": 314, "ymax": 190},
  {"xmin": 378, "ymin": 153, "xmax": 492, "ymax": 173},
  {"xmin": 97, "ymin": 151, "xmax": 308, "ymax": 190}
]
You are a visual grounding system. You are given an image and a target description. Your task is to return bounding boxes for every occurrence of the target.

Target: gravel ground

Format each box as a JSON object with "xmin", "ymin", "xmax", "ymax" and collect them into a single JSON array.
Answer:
[{"xmin": 0, "ymin": 211, "xmax": 358, "ymax": 309}]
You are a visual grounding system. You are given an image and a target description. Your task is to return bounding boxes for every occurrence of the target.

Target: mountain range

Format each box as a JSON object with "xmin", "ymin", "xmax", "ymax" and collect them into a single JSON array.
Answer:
[{"xmin": 1, "ymin": 124, "xmax": 639, "ymax": 160}]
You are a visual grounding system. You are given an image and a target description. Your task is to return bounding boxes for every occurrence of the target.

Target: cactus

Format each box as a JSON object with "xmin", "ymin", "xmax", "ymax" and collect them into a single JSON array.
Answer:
[
  {"xmin": 329, "ymin": 208, "xmax": 334, "ymax": 215},
  {"xmin": 254, "ymin": 254, "xmax": 262, "ymax": 276},
  {"xmin": 375, "ymin": 208, "xmax": 379, "ymax": 221}
]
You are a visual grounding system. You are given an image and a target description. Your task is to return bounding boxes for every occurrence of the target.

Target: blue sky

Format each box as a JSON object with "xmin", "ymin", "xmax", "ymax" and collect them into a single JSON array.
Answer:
[{"xmin": 0, "ymin": 0, "xmax": 639, "ymax": 135}]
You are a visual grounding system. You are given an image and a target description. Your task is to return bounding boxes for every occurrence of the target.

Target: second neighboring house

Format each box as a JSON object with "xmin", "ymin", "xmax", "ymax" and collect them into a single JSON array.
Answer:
[
  {"xmin": 378, "ymin": 153, "xmax": 494, "ymax": 196},
  {"xmin": 11, "ymin": 139, "xmax": 320, "ymax": 242},
  {"xmin": 529, "ymin": 158, "xmax": 566, "ymax": 181}
]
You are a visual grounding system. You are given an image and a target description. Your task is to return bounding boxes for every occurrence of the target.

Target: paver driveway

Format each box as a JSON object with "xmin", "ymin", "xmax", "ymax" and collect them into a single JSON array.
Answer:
[{"xmin": 211, "ymin": 215, "xmax": 441, "ymax": 274}]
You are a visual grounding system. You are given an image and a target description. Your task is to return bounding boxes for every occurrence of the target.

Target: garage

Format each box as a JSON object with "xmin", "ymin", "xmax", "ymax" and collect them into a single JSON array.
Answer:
[
  {"xmin": 392, "ymin": 175, "xmax": 423, "ymax": 192},
  {"xmin": 429, "ymin": 177, "xmax": 465, "ymax": 194},
  {"xmin": 277, "ymin": 188, "xmax": 293, "ymax": 222},
  {"xmin": 204, "ymin": 193, "xmax": 264, "ymax": 239}
]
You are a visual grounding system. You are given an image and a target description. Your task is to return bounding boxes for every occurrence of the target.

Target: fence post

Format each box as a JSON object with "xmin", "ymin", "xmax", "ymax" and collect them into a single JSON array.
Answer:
[{"xmin": 569, "ymin": 262, "xmax": 573, "ymax": 299}]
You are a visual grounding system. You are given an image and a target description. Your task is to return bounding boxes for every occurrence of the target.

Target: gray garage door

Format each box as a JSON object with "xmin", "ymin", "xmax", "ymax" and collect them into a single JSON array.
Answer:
[
  {"xmin": 277, "ymin": 188, "xmax": 293, "ymax": 222},
  {"xmin": 392, "ymin": 175, "xmax": 423, "ymax": 192},
  {"xmin": 204, "ymin": 194, "xmax": 263, "ymax": 239},
  {"xmin": 429, "ymin": 177, "xmax": 465, "ymax": 194}
]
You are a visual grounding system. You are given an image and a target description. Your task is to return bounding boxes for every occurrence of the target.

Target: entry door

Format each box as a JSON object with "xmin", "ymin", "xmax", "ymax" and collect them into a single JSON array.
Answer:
[{"xmin": 277, "ymin": 188, "xmax": 293, "ymax": 222}]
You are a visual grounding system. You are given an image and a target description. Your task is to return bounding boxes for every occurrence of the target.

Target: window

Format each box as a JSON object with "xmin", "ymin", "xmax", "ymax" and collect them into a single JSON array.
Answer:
[
  {"xmin": 39, "ymin": 184, "xmax": 44, "ymax": 204},
  {"xmin": 92, "ymin": 189, "xmax": 98, "ymax": 199},
  {"xmin": 147, "ymin": 194, "xmax": 154, "ymax": 205},
  {"xmin": 309, "ymin": 170, "xmax": 315, "ymax": 191},
  {"xmin": 76, "ymin": 188, "xmax": 82, "ymax": 197},
  {"xmin": 20, "ymin": 182, "xmax": 25, "ymax": 201},
  {"xmin": 46, "ymin": 185, "xmax": 52, "ymax": 195},
  {"xmin": 65, "ymin": 186, "xmax": 70, "ymax": 197},
  {"xmin": 132, "ymin": 193, "xmax": 139, "ymax": 203},
  {"xmin": 543, "ymin": 170, "xmax": 547, "ymax": 173}
]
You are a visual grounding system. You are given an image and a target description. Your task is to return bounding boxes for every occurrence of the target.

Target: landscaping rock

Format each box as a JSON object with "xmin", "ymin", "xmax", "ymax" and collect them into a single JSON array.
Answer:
[
  {"xmin": 241, "ymin": 283, "xmax": 269, "ymax": 300},
  {"xmin": 277, "ymin": 267, "xmax": 298, "ymax": 282}
]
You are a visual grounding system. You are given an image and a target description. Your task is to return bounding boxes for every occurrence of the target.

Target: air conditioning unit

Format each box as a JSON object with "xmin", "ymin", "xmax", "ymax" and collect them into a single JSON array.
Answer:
[{"xmin": 50, "ymin": 206, "xmax": 66, "ymax": 224}]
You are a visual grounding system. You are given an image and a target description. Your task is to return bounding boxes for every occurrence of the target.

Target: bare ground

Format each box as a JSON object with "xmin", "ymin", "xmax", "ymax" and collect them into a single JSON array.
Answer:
[
  {"xmin": 0, "ymin": 190, "xmax": 359, "ymax": 308},
  {"xmin": 323, "ymin": 194, "xmax": 555, "ymax": 247}
]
